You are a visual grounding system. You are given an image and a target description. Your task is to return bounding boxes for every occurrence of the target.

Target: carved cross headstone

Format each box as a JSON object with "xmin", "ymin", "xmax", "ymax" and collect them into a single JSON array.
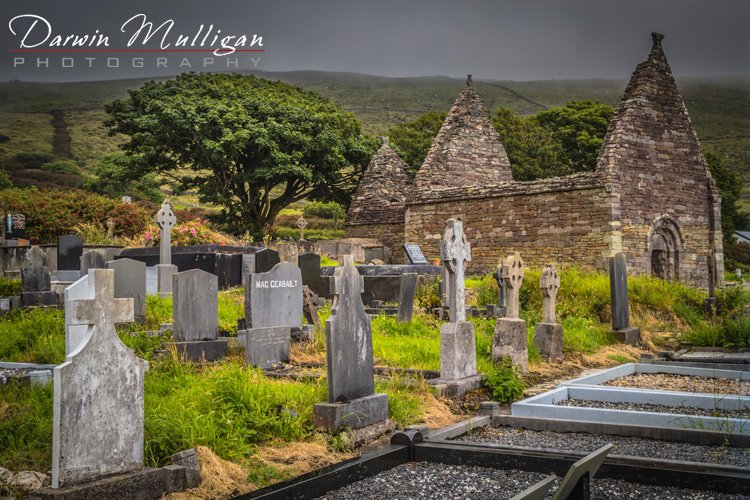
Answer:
[
  {"xmin": 297, "ymin": 216, "xmax": 307, "ymax": 241},
  {"xmin": 492, "ymin": 264, "xmax": 507, "ymax": 316},
  {"xmin": 54, "ymin": 269, "xmax": 144, "ymax": 488},
  {"xmin": 540, "ymin": 264, "xmax": 560, "ymax": 324},
  {"xmin": 155, "ymin": 200, "xmax": 177, "ymax": 265},
  {"xmin": 501, "ymin": 253, "xmax": 524, "ymax": 319},
  {"xmin": 302, "ymin": 285, "xmax": 322, "ymax": 331},
  {"xmin": 440, "ymin": 219, "xmax": 471, "ymax": 323},
  {"xmin": 106, "ymin": 218, "xmax": 115, "ymax": 240}
]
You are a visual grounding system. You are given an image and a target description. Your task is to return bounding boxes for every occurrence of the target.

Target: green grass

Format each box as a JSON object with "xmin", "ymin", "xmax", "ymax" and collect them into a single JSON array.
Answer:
[
  {"xmin": 0, "ymin": 277, "xmax": 21, "ymax": 297},
  {"xmin": 0, "ymin": 307, "xmax": 66, "ymax": 364}
]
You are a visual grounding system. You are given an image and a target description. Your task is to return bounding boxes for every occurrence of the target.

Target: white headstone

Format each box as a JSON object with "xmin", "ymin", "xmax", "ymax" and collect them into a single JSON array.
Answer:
[
  {"xmin": 501, "ymin": 253, "xmax": 524, "ymax": 319},
  {"xmin": 440, "ymin": 219, "xmax": 471, "ymax": 322},
  {"xmin": 155, "ymin": 200, "xmax": 177, "ymax": 266},
  {"xmin": 53, "ymin": 269, "xmax": 144, "ymax": 488}
]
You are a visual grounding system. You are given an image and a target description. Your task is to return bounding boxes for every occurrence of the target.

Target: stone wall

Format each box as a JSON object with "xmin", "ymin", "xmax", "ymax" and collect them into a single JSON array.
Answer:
[
  {"xmin": 406, "ymin": 173, "xmax": 613, "ymax": 273},
  {"xmin": 346, "ymin": 223, "xmax": 404, "ymax": 263}
]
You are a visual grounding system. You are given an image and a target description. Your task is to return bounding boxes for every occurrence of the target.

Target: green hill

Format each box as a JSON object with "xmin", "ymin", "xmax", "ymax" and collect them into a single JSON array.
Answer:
[{"xmin": 0, "ymin": 71, "xmax": 747, "ymax": 206}]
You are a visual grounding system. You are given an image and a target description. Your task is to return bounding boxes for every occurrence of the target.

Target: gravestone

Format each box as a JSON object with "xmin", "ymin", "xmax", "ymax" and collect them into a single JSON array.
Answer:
[
  {"xmin": 397, "ymin": 272, "xmax": 417, "ymax": 322},
  {"xmin": 5, "ymin": 213, "xmax": 27, "ymax": 240},
  {"xmin": 106, "ymin": 258, "xmax": 147, "ymax": 322},
  {"xmin": 533, "ymin": 264, "xmax": 563, "ymax": 361},
  {"xmin": 21, "ymin": 246, "xmax": 57, "ymax": 306},
  {"xmin": 299, "ymin": 252, "xmax": 324, "ymax": 296},
  {"xmin": 493, "ymin": 252, "xmax": 528, "ymax": 373},
  {"xmin": 303, "ymin": 285, "xmax": 323, "ymax": 331},
  {"xmin": 246, "ymin": 262, "xmax": 303, "ymax": 329},
  {"xmin": 172, "ymin": 269, "xmax": 226, "ymax": 361},
  {"xmin": 434, "ymin": 219, "xmax": 481, "ymax": 396},
  {"xmin": 53, "ymin": 269, "xmax": 145, "ymax": 487},
  {"xmin": 313, "ymin": 255, "xmax": 388, "ymax": 432},
  {"xmin": 254, "ymin": 248, "xmax": 280, "ymax": 273},
  {"xmin": 57, "ymin": 235, "xmax": 83, "ymax": 281},
  {"xmin": 80, "ymin": 250, "xmax": 106, "ymax": 276},
  {"xmin": 155, "ymin": 200, "xmax": 178, "ymax": 296},
  {"xmin": 609, "ymin": 252, "xmax": 640, "ymax": 345},
  {"xmin": 245, "ymin": 326, "xmax": 291, "ymax": 369},
  {"xmin": 403, "ymin": 244, "xmax": 428, "ymax": 265},
  {"xmin": 492, "ymin": 264, "xmax": 507, "ymax": 317},
  {"xmin": 297, "ymin": 215, "xmax": 307, "ymax": 241}
]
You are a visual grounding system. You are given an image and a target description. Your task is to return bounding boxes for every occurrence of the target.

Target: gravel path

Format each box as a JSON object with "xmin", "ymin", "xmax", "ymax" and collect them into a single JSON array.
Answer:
[
  {"xmin": 454, "ymin": 426, "xmax": 750, "ymax": 467},
  {"xmin": 556, "ymin": 399, "xmax": 750, "ymax": 419},
  {"xmin": 604, "ymin": 373, "xmax": 750, "ymax": 395},
  {"xmin": 318, "ymin": 462, "xmax": 748, "ymax": 499}
]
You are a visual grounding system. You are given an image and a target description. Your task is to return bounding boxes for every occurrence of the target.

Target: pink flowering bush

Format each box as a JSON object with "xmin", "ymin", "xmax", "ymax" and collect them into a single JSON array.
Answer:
[{"xmin": 141, "ymin": 218, "xmax": 236, "ymax": 247}]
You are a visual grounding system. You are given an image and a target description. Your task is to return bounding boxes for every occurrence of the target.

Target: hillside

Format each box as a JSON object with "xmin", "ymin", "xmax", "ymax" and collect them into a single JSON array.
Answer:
[{"xmin": 0, "ymin": 71, "xmax": 747, "ymax": 205}]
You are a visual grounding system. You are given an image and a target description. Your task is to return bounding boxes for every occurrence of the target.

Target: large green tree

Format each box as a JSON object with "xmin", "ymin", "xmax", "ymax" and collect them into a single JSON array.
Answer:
[
  {"xmin": 387, "ymin": 111, "xmax": 446, "ymax": 174},
  {"xmin": 105, "ymin": 73, "xmax": 375, "ymax": 238}
]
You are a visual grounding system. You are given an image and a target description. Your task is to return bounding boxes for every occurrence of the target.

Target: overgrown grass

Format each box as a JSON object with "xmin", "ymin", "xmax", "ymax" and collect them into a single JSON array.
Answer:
[
  {"xmin": 218, "ymin": 288, "xmax": 244, "ymax": 335},
  {"xmin": 0, "ymin": 307, "xmax": 65, "ymax": 364},
  {"xmin": 0, "ymin": 277, "xmax": 21, "ymax": 297}
]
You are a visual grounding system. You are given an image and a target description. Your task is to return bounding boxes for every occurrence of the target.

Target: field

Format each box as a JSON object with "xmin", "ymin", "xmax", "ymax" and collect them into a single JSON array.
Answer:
[{"xmin": 0, "ymin": 71, "xmax": 748, "ymax": 207}]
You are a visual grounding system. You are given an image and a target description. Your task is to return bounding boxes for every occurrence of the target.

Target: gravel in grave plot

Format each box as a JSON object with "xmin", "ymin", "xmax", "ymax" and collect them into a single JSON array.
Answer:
[
  {"xmin": 555, "ymin": 399, "xmax": 750, "ymax": 419},
  {"xmin": 454, "ymin": 426, "xmax": 750, "ymax": 467},
  {"xmin": 603, "ymin": 373, "xmax": 750, "ymax": 396},
  {"xmin": 318, "ymin": 462, "xmax": 749, "ymax": 499}
]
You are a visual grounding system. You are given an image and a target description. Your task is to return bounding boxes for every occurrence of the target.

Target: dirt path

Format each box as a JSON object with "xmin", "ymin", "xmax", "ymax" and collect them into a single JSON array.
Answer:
[{"xmin": 49, "ymin": 109, "xmax": 72, "ymax": 159}]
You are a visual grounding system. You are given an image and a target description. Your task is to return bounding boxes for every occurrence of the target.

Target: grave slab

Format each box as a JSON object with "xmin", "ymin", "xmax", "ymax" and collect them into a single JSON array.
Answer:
[
  {"xmin": 533, "ymin": 323, "xmax": 563, "ymax": 361},
  {"xmin": 439, "ymin": 321, "xmax": 477, "ymax": 381},
  {"xmin": 397, "ymin": 272, "xmax": 417, "ymax": 322},
  {"xmin": 493, "ymin": 318, "xmax": 528, "ymax": 374},
  {"xmin": 244, "ymin": 326, "xmax": 291, "ymax": 369},
  {"xmin": 246, "ymin": 262, "xmax": 302, "ymax": 329},
  {"xmin": 106, "ymin": 258, "xmax": 147, "ymax": 321},
  {"xmin": 57, "ymin": 235, "xmax": 83, "ymax": 271},
  {"xmin": 172, "ymin": 269, "xmax": 218, "ymax": 342},
  {"xmin": 174, "ymin": 340, "xmax": 228, "ymax": 362},
  {"xmin": 313, "ymin": 393, "xmax": 389, "ymax": 433},
  {"xmin": 156, "ymin": 264, "xmax": 177, "ymax": 297},
  {"xmin": 80, "ymin": 250, "xmax": 106, "ymax": 276}
]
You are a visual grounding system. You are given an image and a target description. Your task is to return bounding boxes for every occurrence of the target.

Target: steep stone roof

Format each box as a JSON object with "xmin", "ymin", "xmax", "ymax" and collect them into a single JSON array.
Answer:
[
  {"xmin": 596, "ymin": 33, "xmax": 714, "ymax": 187},
  {"xmin": 345, "ymin": 140, "xmax": 413, "ymax": 225},
  {"xmin": 415, "ymin": 76, "xmax": 513, "ymax": 191}
]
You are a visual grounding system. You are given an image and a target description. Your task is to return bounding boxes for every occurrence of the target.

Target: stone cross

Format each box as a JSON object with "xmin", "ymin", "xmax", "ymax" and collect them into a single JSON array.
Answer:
[
  {"xmin": 155, "ymin": 200, "xmax": 177, "ymax": 265},
  {"xmin": 297, "ymin": 215, "xmax": 307, "ymax": 241},
  {"xmin": 540, "ymin": 264, "xmax": 560, "ymax": 324},
  {"xmin": 492, "ymin": 264, "xmax": 507, "ymax": 315},
  {"xmin": 440, "ymin": 219, "xmax": 471, "ymax": 323},
  {"xmin": 106, "ymin": 218, "xmax": 115, "ymax": 240},
  {"xmin": 501, "ymin": 252, "xmax": 524, "ymax": 319},
  {"xmin": 54, "ymin": 269, "xmax": 144, "ymax": 488}
]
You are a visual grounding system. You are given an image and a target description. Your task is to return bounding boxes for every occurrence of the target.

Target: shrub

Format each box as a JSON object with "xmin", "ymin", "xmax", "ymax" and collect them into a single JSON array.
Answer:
[
  {"xmin": 141, "ymin": 219, "xmax": 237, "ymax": 247},
  {"xmin": 41, "ymin": 160, "xmax": 81, "ymax": 175},
  {"xmin": 13, "ymin": 152, "xmax": 55, "ymax": 169},
  {"xmin": 0, "ymin": 170, "xmax": 12, "ymax": 189},
  {"xmin": 0, "ymin": 277, "xmax": 21, "ymax": 297},
  {"xmin": 482, "ymin": 359, "xmax": 526, "ymax": 403},
  {"xmin": 302, "ymin": 201, "xmax": 345, "ymax": 221}
]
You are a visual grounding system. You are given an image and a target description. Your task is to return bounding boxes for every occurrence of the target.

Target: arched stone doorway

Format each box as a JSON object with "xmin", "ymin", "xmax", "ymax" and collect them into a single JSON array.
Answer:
[{"xmin": 647, "ymin": 216, "xmax": 683, "ymax": 281}]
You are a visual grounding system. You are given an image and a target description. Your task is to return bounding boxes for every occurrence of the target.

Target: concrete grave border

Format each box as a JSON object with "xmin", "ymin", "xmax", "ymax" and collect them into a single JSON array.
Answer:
[{"xmin": 559, "ymin": 362, "xmax": 750, "ymax": 388}]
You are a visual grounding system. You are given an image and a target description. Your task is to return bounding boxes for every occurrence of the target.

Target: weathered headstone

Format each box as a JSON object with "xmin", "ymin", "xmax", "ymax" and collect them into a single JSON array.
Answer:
[
  {"xmin": 492, "ymin": 264, "xmax": 507, "ymax": 317},
  {"xmin": 53, "ymin": 269, "xmax": 145, "ymax": 487},
  {"xmin": 106, "ymin": 258, "xmax": 147, "ymax": 322},
  {"xmin": 298, "ymin": 252, "xmax": 324, "ymax": 296},
  {"xmin": 244, "ymin": 326, "xmax": 290, "ymax": 369},
  {"xmin": 254, "ymin": 248, "xmax": 280, "ymax": 274},
  {"xmin": 397, "ymin": 272, "xmax": 417, "ymax": 322},
  {"xmin": 313, "ymin": 255, "xmax": 388, "ymax": 432},
  {"xmin": 172, "ymin": 269, "xmax": 226, "ymax": 361},
  {"xmin": 297, "ymin": 215, "xmax": 307, "ymax": 241},
  {"xmin": 533, "ymin": 264, "xmax": 563, "ymax": 361},
  {"xmin": 246, "ymin": 262, "xmax": 303, "ymax": 329},
  {"xmin": 609, "ymin": 252, "xmax": 640, "ymax": 345},
  {"xmin": 21, "ymin": 246, "xmax": 57, "ymax": 306},
  {"xmin": 493, "ymin": 252, "xmax": 528, "ymax": 373},
  {"xmin": 403, "ymin": 244, "xmax": 428, "ymax": 265},
  {"xmin": 155, "ymin": 200, "xmax": 178, "ymax": 296},
  {"xmin": 434, "ymin": 219, "xmax": 481, "ymax": 396},
  {"xmin": 302, "ymin": 285, "xmax": 323, "ymax": 331},
  {"xmin": 5, "ymin": 213, "xmax": 27, "ymax": 240},
  {"xmin": 57, "ymin": 235, "xmax": 83, "ymax": 281},
  {"xmin": 80, "ymin": 250, "xmax": 106, "ymax": 276}
]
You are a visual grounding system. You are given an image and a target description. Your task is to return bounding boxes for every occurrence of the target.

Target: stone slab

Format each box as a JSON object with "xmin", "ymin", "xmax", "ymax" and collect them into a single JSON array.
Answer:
[
  {"xmin": 313, "ymin": 393, "xmax": 389, "ymax": 432},
  {"xmin": 80, "ymin": 250, "xmax": 106, "ymax": 276},
  {"xmin": 431, "ymin": 374, "xmax": 483, "ymax": 397},
  {"xmin": 403, "ymin": 244, "xmax": 428, "ymax": 265},
  {"xmin": 439, "ymin": 321, "xmax": 477, "ymax": 381},
  {"xmin": 21, "ymin": 291, "xmax": 58, "ymax": 307},
  {"xmin": 609, "ymin": 252, "xmax": 630, "ymax": 331},
  {"xmin": 614, "ymin": 326, "xmax": 640, "ymax": 345},
  {"xmin": 533, "ymin": 323, "xmax": 563, "ymax": 361},
  {"xmin": 243, "ymin": 326, "xmax": 291, "ymax": 369},
  {"xmin": 174, "ymin": 340, "xmax": 228, "ymax": 362},
  {"xmin": 55, "ymin": 270, "xmax": 81, "ymax": 282},
  {"xmin": 106, "ymin": 258, "xmax": 147, "ymax": 321},
  {"xmin": 396, "ymin": 272, "xmax": 417, "ymax": 322},
  {"xmin": 559, "ymin": 363, "xmax": 750, "ymax": 387},
  {"xmin": 298, "ymin": 252, "xmax": 325, "ymax": 297},
  {"xmin": 492, "ymin": 318, "xmax": 528, "ymax": 374},
  {"xmin": 172, "ymin": 269, "xmax": 218, "ymax": 341},
  {"xmin": 57, "ymin": 236, "xmax": 83, "ymax": 271},
  {"xmin": 156, "ymin": 264, "xmax": 177, "ymax": 296},
  {"xmin": 30, "ymin": 465, "xmax": 192, "ymax": 500},
  {"xmin": 254, "ymin": 248, "xmax": 280, "ymax": 273},
  {"xmin": 247, "ymin": 262, "xmax": 302, "ymax": 329}
]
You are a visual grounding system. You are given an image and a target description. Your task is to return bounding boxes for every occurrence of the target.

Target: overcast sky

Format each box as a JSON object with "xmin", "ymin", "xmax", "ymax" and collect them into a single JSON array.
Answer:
[{"xmin": 2, "ymin": 0, "xmax": 748, "ymax": 82}]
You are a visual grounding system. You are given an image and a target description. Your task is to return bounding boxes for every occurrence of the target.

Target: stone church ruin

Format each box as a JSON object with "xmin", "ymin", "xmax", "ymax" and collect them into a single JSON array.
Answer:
[{"xmin": 345, "ymin": 33, "xmax": 724, "ymax": 289}]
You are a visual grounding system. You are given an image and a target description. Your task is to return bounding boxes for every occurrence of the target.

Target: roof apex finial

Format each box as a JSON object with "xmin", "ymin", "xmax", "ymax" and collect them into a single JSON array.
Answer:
[
  {"xmin": 466, "ymin": 74, "xmax": 472, "ymax": 87},
  {"xmin": 380, "ymin": 136, "xmax": 389, "ymax": 146}
]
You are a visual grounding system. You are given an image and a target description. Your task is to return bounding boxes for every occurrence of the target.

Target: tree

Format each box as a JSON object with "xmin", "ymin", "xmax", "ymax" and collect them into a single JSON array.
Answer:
[
  {"xmin": 532, "ymin": 100, "xmax": 614, "ymax": 172},
  {"xmin": 705, "ymin": 152, "xmax": 750, "ymax": 243},
  {"xmin": 491, "ymin": 108, "xmax": 570, "ymax": 181},
  {"xmin": 105, "ymin": 73, "xmax": 375, "ymax": 238},
  {"xmin": 387, "ymin": 112, "xmax": 446, "ymax": 174},
  {"xmin": 84, "ymin": 152, "xmax": 163, "ymax": 203}
]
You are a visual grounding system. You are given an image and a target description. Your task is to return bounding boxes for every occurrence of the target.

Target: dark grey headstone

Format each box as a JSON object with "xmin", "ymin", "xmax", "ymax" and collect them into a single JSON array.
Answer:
[
  {"xmin": 397, "ymin": 273, "xmax": 417, "ymax": 322},
  {"xmin": 21, "ymin": 247, "xmax": 50, "ymax": 293},
  {"xmin": 254, "ymin": 248, "xmax": 280, "ymax": 273},
  {"xmin": 609, "ymin": 252, "xmax": 630, "ymax": 330},
  {"xmin": 172, "ymin": 269, "xmax": 218, "ymax": 341},
  {"xmin": 57, "ymin": 235, "xmax": 83, "ymax": 271},
  {"xmin": 107, "ymin": 258, "xmax": 147, "ymax": 322},
  {"xmin": 244, "ymin": 326, "xmax": 290, "ymax": 368},
  {"xmin": 403, "ymin": 244, "xmax": 428, "ymax": 265},
  {"xmin": 247, "ymin": 262, "xmax": 302, "ymax": 329},
  {"xmin": 325, "ymin": 256, "xmax": 375, "ymax": 403},
  {"xmin": 81, "ymin": 250, "xmax": 106, "ymax": 276},
  {"xmin": 298, "ymin": 252, "xmax": 322, "ymax": 294},
  {"xmin": 4, "ymin": 213, "xmax": 27, "ymax": 240}
]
